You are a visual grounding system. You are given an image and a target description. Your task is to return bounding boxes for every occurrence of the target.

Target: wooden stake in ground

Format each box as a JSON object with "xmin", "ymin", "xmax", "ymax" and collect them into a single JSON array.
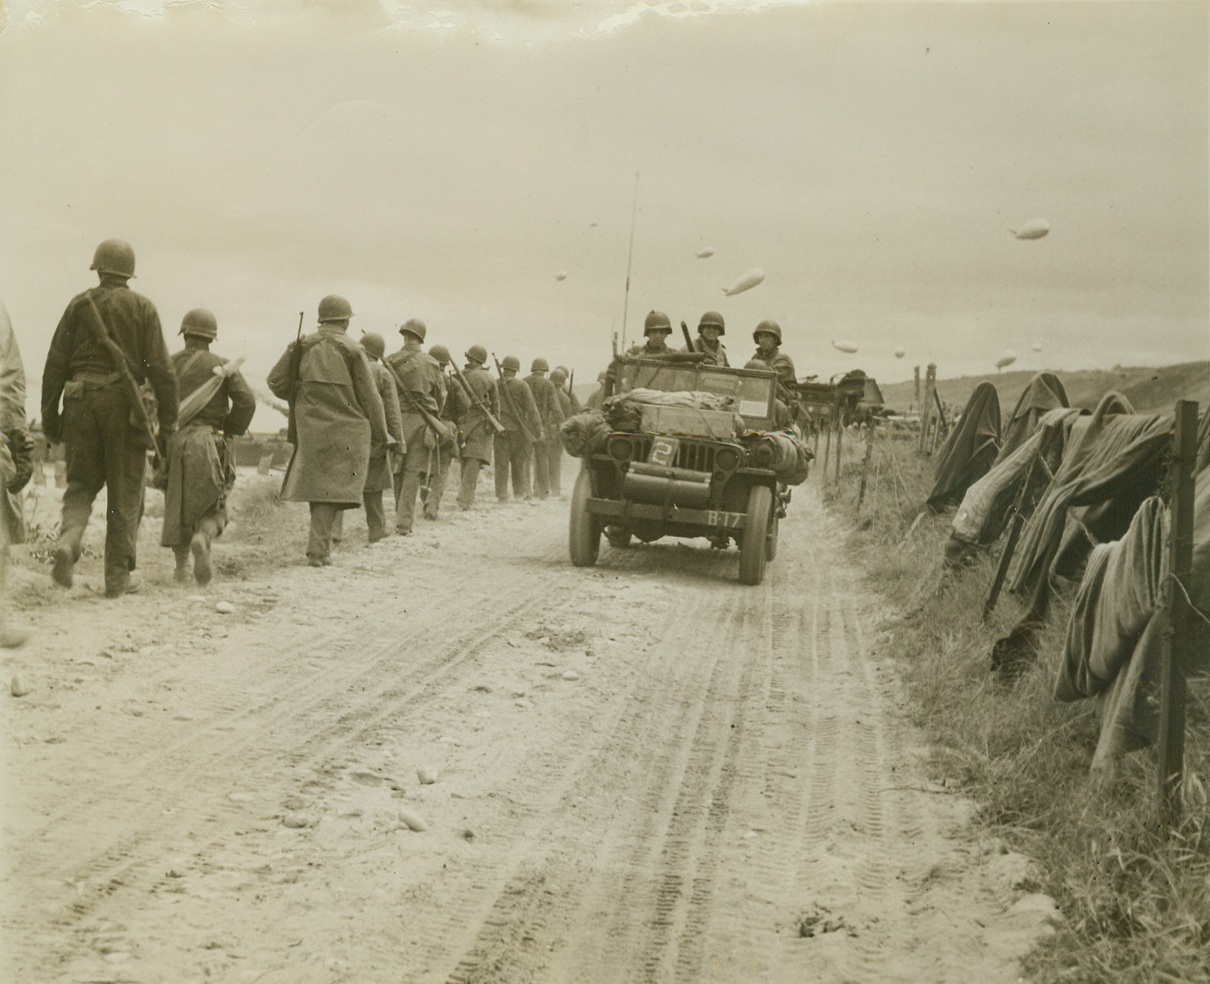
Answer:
[
  {"xmin": 834, "ymin": 416, "xmax": 844, "ymax": 484},
  {"xmin": 918, "ymin": 363, "xmax": 937, "ymax": 456},
  {"xmin": 856, "ymin": 419, "xmax": 876, "ymax": 513},
  {"xmin": 1157, "ymin": 399, "xmax": 1199, "ymax": 836}
]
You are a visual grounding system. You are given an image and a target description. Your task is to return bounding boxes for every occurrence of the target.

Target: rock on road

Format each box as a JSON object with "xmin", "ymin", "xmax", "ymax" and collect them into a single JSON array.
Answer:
[{"xmin": 2, "ymin": 479, "xmax": 1055, "ymax": 983}]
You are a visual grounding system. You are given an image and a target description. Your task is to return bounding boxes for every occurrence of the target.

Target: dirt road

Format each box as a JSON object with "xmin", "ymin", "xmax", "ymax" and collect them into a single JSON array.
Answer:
[{"xmin": 3, "ymin": 474, "xmax": 1056, "ymax": 983}]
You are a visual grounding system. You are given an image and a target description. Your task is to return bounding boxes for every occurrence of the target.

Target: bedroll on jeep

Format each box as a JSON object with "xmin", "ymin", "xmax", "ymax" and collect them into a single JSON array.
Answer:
[{"xmin": 561, "ymin": 356, "xmax": 812, "ymax": 585}]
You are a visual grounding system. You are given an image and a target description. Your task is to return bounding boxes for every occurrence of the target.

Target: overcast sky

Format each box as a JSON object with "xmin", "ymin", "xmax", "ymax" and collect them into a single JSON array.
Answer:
[{"xmin": 2, "ymin": 0, "xmax": 1206, "ymax": 428}]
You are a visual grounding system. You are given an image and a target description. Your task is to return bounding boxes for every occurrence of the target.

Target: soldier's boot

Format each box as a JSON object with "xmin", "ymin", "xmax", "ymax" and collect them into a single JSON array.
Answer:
[
  {"xmin": 104, "ymin": 574, "xmax": 141, "ymax": 599},
  {"xmin": 364, "ymin": 491, "xmax": 386, "ymax": 543},
  {"xmin": 173, "ymin": 546, "xmax": 191, "ymax": 583},
  {"xmin": 191, "ymin": 532, "xmax": 212, "ymax": 586},
  {"xmin": 51, "ymin": 543, "xmax": 75, "ymax": 588}
]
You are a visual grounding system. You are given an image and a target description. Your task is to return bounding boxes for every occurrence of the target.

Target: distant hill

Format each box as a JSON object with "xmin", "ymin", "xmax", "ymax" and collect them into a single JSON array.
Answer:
[{"xmin": 878, "ymin": 361, "xmax": 1208, "ymax": 417}]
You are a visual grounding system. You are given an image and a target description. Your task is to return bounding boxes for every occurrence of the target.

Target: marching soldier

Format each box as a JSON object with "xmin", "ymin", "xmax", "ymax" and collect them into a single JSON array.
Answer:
[
  {"xmin": 524, "ymin": 357, "xmax": 560, "ymax": 499},
  {"xmin": 554, "ymin": 365, "xmax": 581, "ymax": 412},
  {"xmin": 494, "ymin": 354, "xmax": 543, "ymax": 502},
  {"xmin": 547, "ymin": 366, "xmax": 575, "ymax": 497},
  {"xmin": 267, "ymin": 295, "xmax": 387, "ymax": 567},
  {"xmin": 384, "ymin": 319, "xmax": 444, "ymax": 535},
  {"xmin": 627, "ymin": 310, "xmax": 676, "ymax": 358},
  {"xmin": 357, "ymin": 332, "xmax": 404, "ymax": 542},
  {"xmin": 453, "ymin": 345, "xmax": 499, "ymax": 511},
  {"xmin": 1, "ymin": 303, "xmax": 32, "ymax": 646},
  {"xmin": 424, "ymin": 344, "xmax": 457, "ymax": 520},
  {"xmin": 160, "ymin": 309, "xmax": 256, "ymax": 585},
  {"xmin": 41, "ymin": 239, "xmax": 179, "ymax": 597},
  {"xmin": 684, "ymin": 311, "xmax": 729, "ymax": 366}
]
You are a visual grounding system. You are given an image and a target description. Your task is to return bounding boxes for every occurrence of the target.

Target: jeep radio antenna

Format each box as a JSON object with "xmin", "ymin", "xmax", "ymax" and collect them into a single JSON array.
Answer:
[{"xmin": 619, "ymin": 170, "xmax": 640, "ymax": 352}]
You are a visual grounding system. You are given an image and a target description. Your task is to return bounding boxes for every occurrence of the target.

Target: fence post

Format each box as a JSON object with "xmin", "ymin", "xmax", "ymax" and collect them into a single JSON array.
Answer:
[
  {"xmin": 856, "ymin": 419, "xmax": 876, "ymax": 512},
  {"xmin": 834, "ymin": 416, "xmax": 844, "ymax": 484},
  {"xmin": 1157, "ymin": 399, "xmax": 1198, "ymax": 836},
  {"xmin": 918, "ymin": 363, "xmax": 937, "ymax": 455}
]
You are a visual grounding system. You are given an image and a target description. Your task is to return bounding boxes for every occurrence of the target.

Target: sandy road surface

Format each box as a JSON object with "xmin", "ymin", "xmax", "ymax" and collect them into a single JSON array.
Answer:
[{"xmin": 3, "ymin": 475, "xmax": 1056, "ymax": 983}]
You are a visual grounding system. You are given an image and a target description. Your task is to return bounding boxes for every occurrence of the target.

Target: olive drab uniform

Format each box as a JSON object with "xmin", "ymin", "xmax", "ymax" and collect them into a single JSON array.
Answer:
[
  {"xmin": 524, "ymin": 367, "xmax": 560, "ymax": 499},
  {"xmin": 1, "ymin": 305, "xmax": 30, "ymax": 646},
  {"xmin": 425, "ymin": 361, "xmax": 458, "ymax": 520},
  {"xmin": 454, "ymin": 359, "xmax": 498, "ymax": 510},
  {"xmin": 494, "ymin": 368, "xmax": 543, "ymax": 502},
  {"xmin": 42, "ymin": 267, "xmax": 179, "ymax": 597},
  {"xmin": 384, "ymin": 346, "xmax": 444, "ymax": 535},
  {"xmin": 267, "ymin": 321, "xmax": 387, "ymax": 565},
  {"xmin": 160, "ymin": 341, "xmax": 256, "ymax": 582},
  {"xmin": 364, "ymin": 359, "xmax": 405, "ymax": 540},
  {"xmin": 547, "ymin": 375, "xmax": 574, "ymax": 497}
]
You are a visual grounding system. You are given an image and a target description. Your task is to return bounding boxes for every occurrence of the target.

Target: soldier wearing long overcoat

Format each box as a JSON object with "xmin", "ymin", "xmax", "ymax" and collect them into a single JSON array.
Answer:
[
  {"xmin": 494, "ymin": 355, "xmax": 543, "ymax": 502},
  {"xmin": 267, "ymin": 295, "xmax": 387, "ymax": 566},
  {"xmin": 160, "ymin": 308, "xmax": 255, "ymax": 584}
]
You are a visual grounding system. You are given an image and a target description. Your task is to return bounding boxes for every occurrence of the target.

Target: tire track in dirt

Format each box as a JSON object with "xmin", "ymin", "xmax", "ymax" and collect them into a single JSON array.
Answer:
[
  {"xmin": 9, "ymin": 540, "xmax": 584, "ymax": 978},
  {"xmin": 438, "ymin": 581, "xmax": 761, "ymax": 984}
]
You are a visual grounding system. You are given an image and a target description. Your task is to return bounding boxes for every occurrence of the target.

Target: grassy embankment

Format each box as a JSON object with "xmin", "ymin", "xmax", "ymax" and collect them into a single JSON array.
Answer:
[{"xmin": 818, "ymin": 427, "xmax": 1209, "ymax": 984}]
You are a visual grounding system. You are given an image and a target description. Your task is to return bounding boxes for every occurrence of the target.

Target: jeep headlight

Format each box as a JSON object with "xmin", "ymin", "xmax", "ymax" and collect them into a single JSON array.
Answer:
[
  {"xmin": 714, "ymin": 446, "xmax": 742, "ymax": 472},
  {"xmin": 607, "ymin": 436, "xmax": 635, "ymax": 462}
]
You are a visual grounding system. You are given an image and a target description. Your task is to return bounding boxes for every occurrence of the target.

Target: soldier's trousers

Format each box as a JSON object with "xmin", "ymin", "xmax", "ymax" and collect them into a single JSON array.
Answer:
[
  {"xmin": 493, "ymin": 431, "xmax": 532, "ymax": 501},
  {"xmin": 393, "ymin": 438, "xmax": 433, "ymax": 535},
  {"xmin": 424, "ymin": 444, "xmax": 455, "ymax": 519},
  {"xmin": 57, "ymin": 384, "xmax": 149, "ymax": 593},
  {"xmin": 544, "ymin": 437, "xmax": 565, "ymax": 496},
  {"xmin": 330, "ymin": 491, "xmax": 384, "ymax": 543},
  {"xmin": 530, "ymin": 439, "xmax": 552, "ymax": 498},
  {"xmin": 307, "ymin": 502, "xmax": 339, "ymax": 563},
  {"xmin": 458, "ymin": 457, "xmax": 484, "ymax": 510}
]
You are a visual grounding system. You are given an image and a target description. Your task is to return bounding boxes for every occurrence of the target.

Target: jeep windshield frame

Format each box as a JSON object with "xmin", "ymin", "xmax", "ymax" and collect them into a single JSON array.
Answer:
[{"xmin": 611, "ymin": 358, "xmax": 778, "ymax": 431}]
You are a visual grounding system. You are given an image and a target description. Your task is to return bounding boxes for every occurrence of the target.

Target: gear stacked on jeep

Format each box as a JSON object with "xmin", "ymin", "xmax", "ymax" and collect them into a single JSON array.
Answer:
[{"xmin": 565, "ymin": 355, "xmax": 813, "ymax": 585}]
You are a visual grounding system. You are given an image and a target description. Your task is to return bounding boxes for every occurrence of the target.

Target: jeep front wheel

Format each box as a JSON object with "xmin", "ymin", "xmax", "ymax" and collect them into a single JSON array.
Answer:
[
  {"xmin": 738, "ymin": 484, "xmax": 772, "ymax": 585},
  {"xmin": 569, "ymin": 467, "xmax": 601, "ymax": 567}
]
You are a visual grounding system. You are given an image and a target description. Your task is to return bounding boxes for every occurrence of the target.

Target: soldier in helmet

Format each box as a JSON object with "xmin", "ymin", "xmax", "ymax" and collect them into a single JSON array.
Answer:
[
  {"xmin": 384, "ymin": 319, "xmax": 445, "ymax": 535},
  {"xmin": 751, "ymin": 320, "xmax": 796, "ymax": 389},
  {"xmin": 585, "ymin": 370, "xmax": 608, "ymax": 411},
  {"xmin": 684, "ymin": 311, "xmax": 729, "ymax": 366},
  {"xmin": 423, "ymin": 344, "xmax": 457, "ymax": 520},
  {"xmin": 267, "ymin": 295, "xmax": 387, "ymax": 566},
  {"xmin": 41, "ymin": 239, "xmax": 179, "ymax": 597},
  {"xmin": 547, "ymin": 366, "xmax": 575, "ymax": 497},
  {"xmin": 627, "ymin": 310, "xmax": 676, "ymax": 358},
  {"xmin": 494, "ymin": 354, "xmax": 543, "ymax": 502},
  {"xmin": 454, "ymin": 345, "xmax": 499, "ymax": 510},
  {"xmin": 523, "ymin": 357, "xmax": 560, "ymax": 499},
  {"xmin": 356, "ymin": 332, "xmax": 404, "ymax": 542},
  {"xmin": 159, "ymin": 309, "xmax": 256, "ymax": 584}
]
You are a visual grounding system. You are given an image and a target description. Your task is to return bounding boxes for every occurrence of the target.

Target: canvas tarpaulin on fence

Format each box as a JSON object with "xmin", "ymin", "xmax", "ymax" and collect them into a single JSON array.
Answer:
[
  {"xmin": 926, "ymin": 381, "xmax": 1001, "ymax": 513},
  {"xmin": 1054, "ymin": 472, "xmax": 1210, "ymax": 770}
]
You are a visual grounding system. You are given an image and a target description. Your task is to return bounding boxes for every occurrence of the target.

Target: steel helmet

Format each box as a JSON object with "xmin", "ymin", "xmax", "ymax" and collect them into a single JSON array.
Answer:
[
  {"xmin": 465, "ymin": 344, "xmax": 488, "ymax": 366},
  {"xmin": 90, "ymin": 239, "xmax": 136, "ymax": 279},
  {"xmin": 501, "ymin": 355, "xmax": 521, "ymax": 373},
  {"xmin": 360, "ymin": 332, "xmax": 385, "ymax": 361},
  {"xmin": 698, "ymin": 311, "xmax": 725, "ymax": 335},
  {"xmin": 428, "ymin": 344, "xmax": 451, "ymax": 366},
  {"xmin": 753, "ymin": 319, "xmax": 782, "ymax": 344},
  {"xmin": 179, "ymin": 308, "xmax": 217, "ymax": 340},
  {"xmin": 399, "ymin": 318, "xmax": 427, "ymax": 342},
  {"xmin": 318, "ymin": 294, "xmax": 353, "ymax": 323},
  {"xmin": 549, "ymin": 367, "xmax": 567, "ymax": 383},
  {"xmin": 531, "ymin": 357, "xmax": 549, "ymax": 373},
  {"xmin": 643, "ymin": 310, "xmax": 672, "ymax": 335}
]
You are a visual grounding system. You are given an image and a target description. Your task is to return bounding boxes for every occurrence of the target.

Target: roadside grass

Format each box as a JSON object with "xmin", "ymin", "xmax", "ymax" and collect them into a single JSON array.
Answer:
[{"xmin": 820, "ymin": 426, "xmax": 1210, "ymax": 984}]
